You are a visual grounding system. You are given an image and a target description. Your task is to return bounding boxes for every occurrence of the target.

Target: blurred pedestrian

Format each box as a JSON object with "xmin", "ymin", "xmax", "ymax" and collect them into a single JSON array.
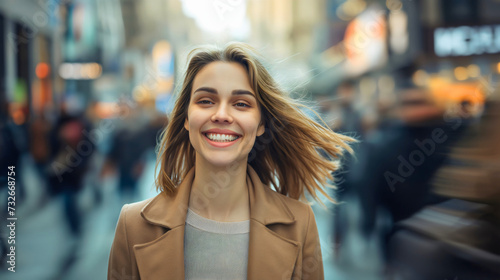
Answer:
[
  {"xmin": 0, "ymin": 97, "xmax": 29, "ymax": 267},
  {"xmin": 46, "ymin": 108, "xmax": 95, "ymax": 236},
  {"xmin": 343, "ymin": 87, "xmax": 467, "ymax": 262},
  {"xmin": 103, "ymin": 99, "xmax": 165, "ymax": 203},
  {"xmin": 388, "ymin": 96, "xmax": 500, "ymax": 280}
]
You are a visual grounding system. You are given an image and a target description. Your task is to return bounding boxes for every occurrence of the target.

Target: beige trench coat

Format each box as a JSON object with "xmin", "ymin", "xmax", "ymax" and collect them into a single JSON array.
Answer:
[{"xmin": 108, "ymin": 165, "xmax": 324, "ymax": 280}]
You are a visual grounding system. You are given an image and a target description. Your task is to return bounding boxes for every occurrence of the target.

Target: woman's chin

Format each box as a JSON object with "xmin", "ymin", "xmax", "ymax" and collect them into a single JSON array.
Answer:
[
  {"xmin": 199, "ymin": 155, "xmax": 245, "ymax": 169},
  {"xmin": 206, "ymin": 159, "xmax": 239, "ymax": 168}
]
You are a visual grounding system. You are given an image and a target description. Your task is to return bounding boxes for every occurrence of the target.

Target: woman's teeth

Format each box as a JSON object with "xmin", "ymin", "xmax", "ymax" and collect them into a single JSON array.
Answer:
[{"xmin": 205, "ymin": 133, "xmax": 239, "ymax": 142}]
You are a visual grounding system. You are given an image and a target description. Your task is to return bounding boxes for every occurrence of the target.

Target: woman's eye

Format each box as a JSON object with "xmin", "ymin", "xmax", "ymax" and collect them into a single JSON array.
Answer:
[
  {"xmin": 235, "ymin": 102, "xmax": 250, "ymax": 108},
  {"xmin": 197, "ymin": 100, "xmax": 213, "ymax": 105}
]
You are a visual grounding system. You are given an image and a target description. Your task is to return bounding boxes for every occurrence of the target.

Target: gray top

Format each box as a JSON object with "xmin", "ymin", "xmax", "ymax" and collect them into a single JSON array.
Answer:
[{"xmin": 184, "ymin": 208, "xmax": 250, "ymax": 280}]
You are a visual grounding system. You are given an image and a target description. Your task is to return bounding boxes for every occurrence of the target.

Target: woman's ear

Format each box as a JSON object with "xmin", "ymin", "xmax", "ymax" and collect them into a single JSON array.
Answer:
[
  {"xmin": 257, "ymin": 122, "xmax": 265, "ymax": 137},
  {"xmin": 184, "ymin": 118, "xmax": 189, "ymax": 131}
]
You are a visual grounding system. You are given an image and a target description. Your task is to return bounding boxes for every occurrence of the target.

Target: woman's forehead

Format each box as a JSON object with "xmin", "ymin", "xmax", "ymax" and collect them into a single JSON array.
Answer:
[{"xmin": 192, "ymin": 62, "xmax": 254, "ymax": 94}]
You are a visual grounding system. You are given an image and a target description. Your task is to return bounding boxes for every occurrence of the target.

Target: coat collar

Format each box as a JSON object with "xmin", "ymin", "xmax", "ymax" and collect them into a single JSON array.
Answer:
[
  {"xmin": 134, "ymin": 165, "xmax": 299, "ymax": 280},
  {"xmin": 140, "ymin": 165, "xmax": 296, "ymax": 228}
]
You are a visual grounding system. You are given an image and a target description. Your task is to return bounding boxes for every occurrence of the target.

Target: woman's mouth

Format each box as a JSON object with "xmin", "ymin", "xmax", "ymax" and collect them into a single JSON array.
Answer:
[{"xmin": 203, "ymin": 133, "xmax": 240, "ymax": 142}]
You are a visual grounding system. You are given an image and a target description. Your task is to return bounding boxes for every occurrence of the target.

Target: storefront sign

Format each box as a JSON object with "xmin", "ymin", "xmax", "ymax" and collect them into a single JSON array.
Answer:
[{"xmin": 434, "ymin": 25, "xmax": 500, "ymax": 57}]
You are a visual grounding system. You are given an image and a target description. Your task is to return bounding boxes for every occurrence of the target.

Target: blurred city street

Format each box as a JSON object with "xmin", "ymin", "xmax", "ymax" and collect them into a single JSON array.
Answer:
[
  {"xmin": 2, "ymin": 0, "xmax": 500, "ymax": 279},
  {"xmin": 0, "ymin": 151, "xmax": 155, "ymax": 280}
]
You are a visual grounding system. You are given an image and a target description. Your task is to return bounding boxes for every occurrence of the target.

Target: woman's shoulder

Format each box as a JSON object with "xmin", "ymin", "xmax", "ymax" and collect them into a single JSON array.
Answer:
[
  {"xmin": 120, "ymin": 197, "xmax": 156, "ymax": 216},
  {"xmin": 115, "ymin": 194, "xmax": 169, "ymax": 243},
  {"xmin": 116, "ymin": 195, "xmax": 161, "ymax": 228},
  {"xmin": 265, "ymin": 188, "xmax": 315, "ymax": 222}
]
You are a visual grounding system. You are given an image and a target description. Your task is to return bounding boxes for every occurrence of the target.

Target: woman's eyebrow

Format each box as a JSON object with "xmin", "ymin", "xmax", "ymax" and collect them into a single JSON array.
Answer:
[
  {"xmin": 193, "ymin": 87, "xmax": 255, "ymax": 97},
  {"xmin": 232, "ymin": 89, "xmax": 255, "ymax": 98},
  {"xmin": 193, "ymin": 87, "xmax": 217, "ymax": 94}
]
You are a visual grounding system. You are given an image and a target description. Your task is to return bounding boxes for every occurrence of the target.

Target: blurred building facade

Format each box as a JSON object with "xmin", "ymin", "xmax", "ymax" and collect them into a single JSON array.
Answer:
[
  {"xmin": 309, "ymin": 0, "xmax": 500, "ymax": 127},
  {"xmin": 3, "ymin": 0, "xmax": 500, "ymax": 125},
  {"xmin": 0, "ymin": 0, "xmax": 65, "ymax": 124},
  {"xmin": 0, "ymin": 0, "xmax": 127, "ymax": 123}
]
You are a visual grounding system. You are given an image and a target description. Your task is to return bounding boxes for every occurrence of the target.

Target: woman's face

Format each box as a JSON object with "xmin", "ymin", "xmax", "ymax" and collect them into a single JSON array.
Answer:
[{"xmin": 184, "ymin": 61, "xmax": 265, "ymax": 167}]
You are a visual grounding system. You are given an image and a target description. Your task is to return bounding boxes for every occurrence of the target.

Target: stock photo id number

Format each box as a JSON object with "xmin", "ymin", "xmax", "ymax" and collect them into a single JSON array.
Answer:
[{"xmin": 6, "ymin": 166, "xmax": 17, "ymax": 273}]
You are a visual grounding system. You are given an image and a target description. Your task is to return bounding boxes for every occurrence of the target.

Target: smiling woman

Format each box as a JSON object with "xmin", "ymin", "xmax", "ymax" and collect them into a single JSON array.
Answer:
[
  {"xmin": 108, "ymin": 42, "xmax": 355, "ymax": 280},
  {"xmin": 185, "ymin": 61, "xmax": 265, "ymax": 170}
]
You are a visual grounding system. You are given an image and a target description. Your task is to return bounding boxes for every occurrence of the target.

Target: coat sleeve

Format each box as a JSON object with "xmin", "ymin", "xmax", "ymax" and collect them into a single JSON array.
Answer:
[
  {"xmin": 301, "ymin": 205, "xmax": 324, "ymax": 280},
  {"xmin": 108, "ymin": 204, "xmax": 135, "ymax": 280}
]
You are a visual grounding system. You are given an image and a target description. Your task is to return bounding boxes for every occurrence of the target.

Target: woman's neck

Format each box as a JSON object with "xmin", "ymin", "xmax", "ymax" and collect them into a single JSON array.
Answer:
[{"xmin": 188, "ymin": 157, "xmax": 250, "ymax": 222}]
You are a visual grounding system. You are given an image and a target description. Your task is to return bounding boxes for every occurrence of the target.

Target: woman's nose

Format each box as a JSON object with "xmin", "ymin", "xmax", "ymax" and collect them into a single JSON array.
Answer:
[{"xmin": 211, "ymin": 104, "xmax": 233, "ymax": 123}]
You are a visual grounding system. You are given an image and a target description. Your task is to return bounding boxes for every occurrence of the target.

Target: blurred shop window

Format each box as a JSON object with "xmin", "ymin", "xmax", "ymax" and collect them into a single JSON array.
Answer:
[{"xmin": 442, "ymin": 0, "xmax": 478, "ymax": 25}]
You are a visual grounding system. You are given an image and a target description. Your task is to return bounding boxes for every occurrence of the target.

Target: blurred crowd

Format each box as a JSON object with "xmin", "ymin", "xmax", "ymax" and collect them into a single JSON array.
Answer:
[
  {"xmin": 0, "ymin": 97, "xmax": 167, "ymax": 276},
  {"xmin": 329, "ymin": 80, "xmax": 500, "ymax": 279}
]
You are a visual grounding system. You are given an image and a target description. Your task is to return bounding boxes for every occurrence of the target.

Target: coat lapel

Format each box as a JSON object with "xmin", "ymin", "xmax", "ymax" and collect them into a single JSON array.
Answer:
[
  {"xmin": 132, "ymin": 166, "xmax": 300, "ymax": 280},
  {"xmin": 133, "ymin": 168, "xmax": 196, "ymax": 280},
  {"xmin": 247, "ymin": 220, "xmax": 299, "ymax": 279},
  {"xmin": 245, "ymin": 166, "xmax": 300, "ymax": 280},
  {"xmin": 134, "ymin": 227, "xmax": 185, "ymax": 279}
]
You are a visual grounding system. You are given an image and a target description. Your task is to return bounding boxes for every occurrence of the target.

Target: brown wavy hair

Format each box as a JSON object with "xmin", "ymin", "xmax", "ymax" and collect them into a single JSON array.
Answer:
[{"xmin": 154, "ymin": 42, "xmax": 355, "ymax": 203}]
